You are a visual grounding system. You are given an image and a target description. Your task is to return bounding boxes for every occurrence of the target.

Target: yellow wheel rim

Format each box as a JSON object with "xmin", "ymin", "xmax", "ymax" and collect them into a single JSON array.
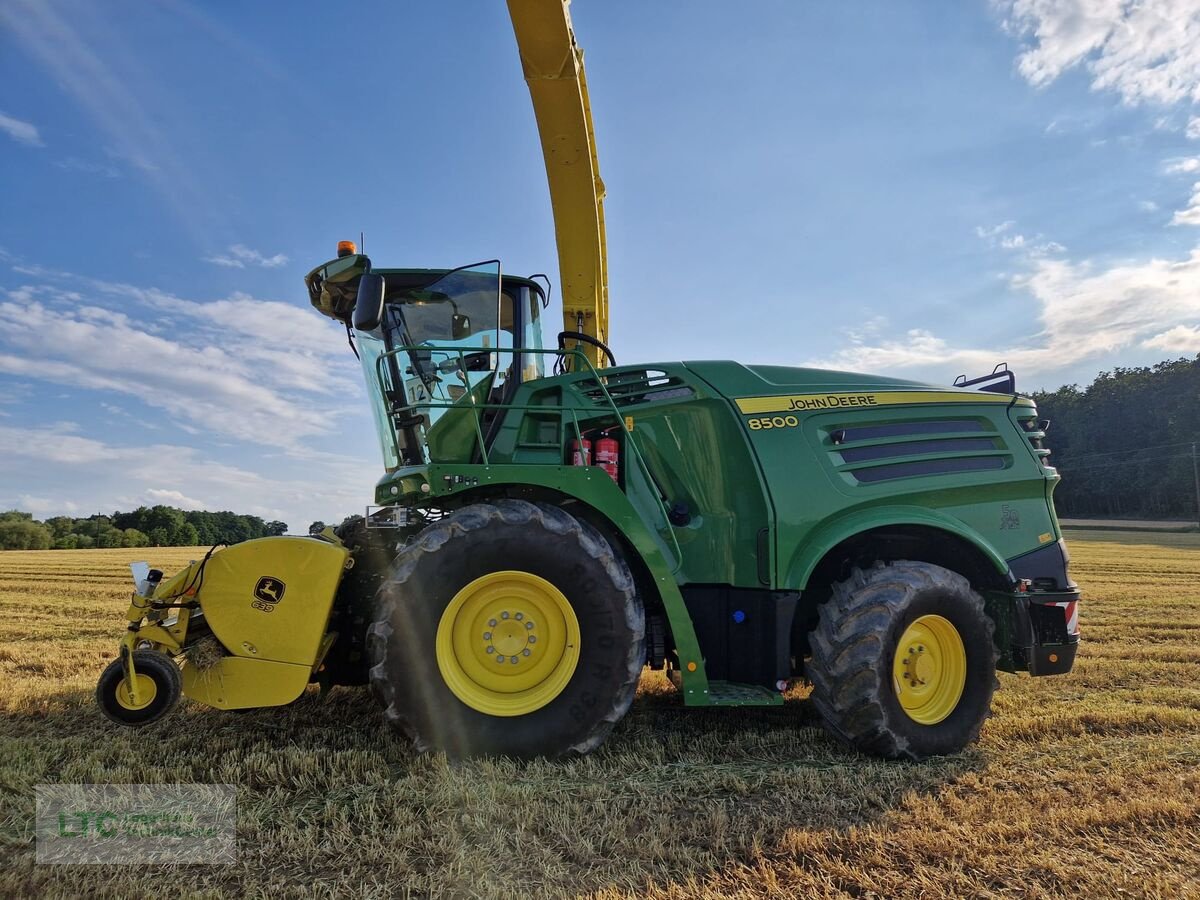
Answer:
[
  {"xmin": 436, "ymin": 570, "xmax": 580, "ymax": 717},
  {"xmin": 115, "ymin": 673, "xmax": 157, "ymax": 711},
  {"xmin": 892, "ymin": 614, "xmax": 966, "ymax": 725}
]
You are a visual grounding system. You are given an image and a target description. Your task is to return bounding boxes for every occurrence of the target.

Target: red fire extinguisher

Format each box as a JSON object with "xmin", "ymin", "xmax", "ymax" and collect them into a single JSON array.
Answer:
[
  {"xmin": 570, "ymin": 436, "xmax": 592, "ymax": 467},
  {"xmin": 594, "ymin": 430, "xmax": 620, "ymax": 483}
]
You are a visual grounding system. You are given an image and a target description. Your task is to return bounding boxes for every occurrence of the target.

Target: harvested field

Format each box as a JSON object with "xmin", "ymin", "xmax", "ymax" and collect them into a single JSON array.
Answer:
[{"xmin": 1, "ymin": 534, "xmax": 1198, "ymax": 898}]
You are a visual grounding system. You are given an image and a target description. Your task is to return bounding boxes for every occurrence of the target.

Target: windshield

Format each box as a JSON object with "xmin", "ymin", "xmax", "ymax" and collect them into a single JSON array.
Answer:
[{"xmin": 363, "ymin": 262, "xmax": 511, "ymax": 468}]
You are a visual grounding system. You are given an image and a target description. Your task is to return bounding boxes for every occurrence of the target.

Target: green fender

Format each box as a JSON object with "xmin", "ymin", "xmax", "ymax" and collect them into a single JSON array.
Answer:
[
  {"xmin": 378, "ymin": 463, "xmax": 715, "ymax": 705},
  {"xmin": 782, "ymin": 504, "xmax": 1013, "ymax": 591}
]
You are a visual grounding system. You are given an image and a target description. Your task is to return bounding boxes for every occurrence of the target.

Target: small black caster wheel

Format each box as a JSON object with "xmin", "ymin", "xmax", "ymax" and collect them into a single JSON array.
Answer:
[{"xmin": 96, "ymin": 650, "xmax": 182, "ymax": 726}]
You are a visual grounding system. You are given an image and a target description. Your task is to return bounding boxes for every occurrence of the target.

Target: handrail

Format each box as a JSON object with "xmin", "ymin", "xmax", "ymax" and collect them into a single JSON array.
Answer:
[{"xmin": 372, "ymin": 343, "xmax": 682, "ymax": 568}]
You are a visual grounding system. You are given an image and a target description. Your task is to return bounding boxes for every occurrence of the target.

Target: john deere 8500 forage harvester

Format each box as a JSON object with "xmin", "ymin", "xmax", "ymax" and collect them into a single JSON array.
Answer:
[{"xmin": 96, "ymin": 0, "xmax": 1080, "ymax": 760}]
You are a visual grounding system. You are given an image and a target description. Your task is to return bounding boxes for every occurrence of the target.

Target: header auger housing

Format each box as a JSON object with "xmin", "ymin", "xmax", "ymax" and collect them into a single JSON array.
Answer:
[{"xmin": 97, "ymin": 1, "xmax": 1080, "ymax": 761}]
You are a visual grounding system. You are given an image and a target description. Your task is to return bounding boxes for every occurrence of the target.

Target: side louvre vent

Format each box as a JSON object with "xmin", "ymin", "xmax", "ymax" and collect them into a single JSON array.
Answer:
[
  {"xmin": 579, "ymin": 369, "xmax": 696, "ymax": 408},
  {"xmin": 827, "ymin": 418, "xmax": 1010, "ymax": 484}
]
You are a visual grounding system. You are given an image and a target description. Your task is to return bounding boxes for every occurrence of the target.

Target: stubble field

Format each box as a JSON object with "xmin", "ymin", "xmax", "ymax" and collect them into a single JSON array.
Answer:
[{"xmin": 1, "ymin": 532, "xmax": 1198, "ymax": 898}]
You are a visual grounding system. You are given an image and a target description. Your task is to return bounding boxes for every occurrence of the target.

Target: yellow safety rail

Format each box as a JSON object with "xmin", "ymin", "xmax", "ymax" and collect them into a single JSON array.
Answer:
[{"xmin": 506, "ymin": 0, "xmax": 609, "ymax": 367}]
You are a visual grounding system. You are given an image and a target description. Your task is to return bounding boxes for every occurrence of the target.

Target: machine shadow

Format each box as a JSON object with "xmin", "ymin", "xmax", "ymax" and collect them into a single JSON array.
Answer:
[{"xmin": 8, "ymin": 681, "xmax": 986, "ymax": 897}]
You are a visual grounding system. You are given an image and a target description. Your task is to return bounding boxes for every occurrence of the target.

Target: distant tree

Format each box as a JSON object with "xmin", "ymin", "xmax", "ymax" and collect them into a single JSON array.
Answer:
[
  {"xmin": 0, "ymin": 519, "xmax": 53, "ymax": 550},
  {"xmin": 44, "ymin": 516, "xmax": 76, "ymax": 539},
  {"xmin": 122, "ymin": 528, "xmax": 150, "ymax": 548},
  {"xmin": 308, "ymin": 521, "xmax": 327, "ymax": 536},
  {"xmin": 54, "ymin": 534, "xmax": 79, "ymax": 550},
  {"xmin": 142, "ymin": 506, "xmax": 186, "ymax": 537},
  {"xmin": 185, "ymin": 511, "xmax": 218, "ymax": 545},
  {"xmin": 266, "ymin": 520, "xmax": 288, "ymax": 536},
  {"xmin": 1033, "ymin": 355, "xmax": 1200, "ymax": 518},
  {"xmin": 148, "ymin": 527, "xmax": 171, "ymax": 547},
  {"xmin": 172, "ymin": 522, "xmax": 200, "ymax": 546},
  {"xmin": 95, "ymin": 524, "xmax": 125, "ymax": 548}
]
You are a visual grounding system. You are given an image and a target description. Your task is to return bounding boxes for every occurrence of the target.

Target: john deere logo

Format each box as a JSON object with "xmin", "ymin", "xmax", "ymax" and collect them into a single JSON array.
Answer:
[{"xmin": 253, "ymin": 577, "xmax": 286, "ymax": 606}]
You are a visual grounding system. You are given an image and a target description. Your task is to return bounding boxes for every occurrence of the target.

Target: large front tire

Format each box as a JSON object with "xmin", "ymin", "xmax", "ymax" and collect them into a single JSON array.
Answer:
[
  {"xmin": 367, "ymin": 500, "xmax": 644, "ymax": 758},
  {"xmin": 807, "ymin": 560, "xmax": 997, "ymax": 760}
]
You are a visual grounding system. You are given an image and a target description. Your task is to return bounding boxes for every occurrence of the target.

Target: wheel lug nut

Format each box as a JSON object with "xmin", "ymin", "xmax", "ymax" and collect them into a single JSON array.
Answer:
[
  {"xmin": 501, "ymin": 612, "xmax": 510, "ymax": 620},
  {"xmin": 483, "ymin": 632, "xmax": 492, "ymax": 640},
  {"xmin": 525, "ymin": 622, "xmax": 534, "ymax": 630},
  {"xmin": 528, "ymin": 636, "xmax": 537, "ymax": 644},
  {"xmin": 488, "ymin": 619, "xmax": 497, "ymax": 627},
  {"xmin": 522, "ymin": 649, "xmax": 531, "ymax": 656},
  {"xmin": 515, "ymin": 612, "xmax": 523, "ymax": 620},
  {"xmin": 510, "ymin": 656, "xmax": 519, "ymax": 664}
]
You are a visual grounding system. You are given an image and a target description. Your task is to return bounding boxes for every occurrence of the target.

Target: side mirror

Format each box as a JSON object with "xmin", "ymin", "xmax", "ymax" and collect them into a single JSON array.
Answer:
[
  {"xmin": 452, "ymin": 313, "xmax": 471, "ymax": 340},
  {"xmin": 353, "ymin": 273, "xmax": 386, "ymax": 331}
]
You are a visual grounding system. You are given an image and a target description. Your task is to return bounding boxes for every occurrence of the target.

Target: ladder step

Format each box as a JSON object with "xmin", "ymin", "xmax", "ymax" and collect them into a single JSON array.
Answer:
[{"xmin": 705, "ymin": 680, "xmax": 784, "ymax": 707}]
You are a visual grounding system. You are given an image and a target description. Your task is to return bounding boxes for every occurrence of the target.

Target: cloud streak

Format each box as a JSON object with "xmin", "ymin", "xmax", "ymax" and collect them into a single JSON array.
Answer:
[
  {"xmin": 204, "ymin": 244, "xmax": 289, "ymax": 269},
  {"xmin": 0, "ymin": 110, "xmax": 43, "ymax": 147},
  {"xmin": 808, "ymin": 244, "xmax": 1200, "ymax": 377},
  {"xmin": 0, "ymin": 421, "xmax": 372, "ymax": 527},
  {"xmin": 0, "ymin": 265, "xmax": 360, "ymax": 452}
]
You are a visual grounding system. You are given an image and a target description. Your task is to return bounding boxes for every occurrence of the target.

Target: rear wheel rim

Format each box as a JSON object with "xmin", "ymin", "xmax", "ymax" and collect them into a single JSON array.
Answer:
[
  {"xmin": 892, "ymin": 614, "xmax": 966, "ymax": 725},
  {"xmin": 436, "ymin": 570, "xmax": 580, "ymax": 716}
]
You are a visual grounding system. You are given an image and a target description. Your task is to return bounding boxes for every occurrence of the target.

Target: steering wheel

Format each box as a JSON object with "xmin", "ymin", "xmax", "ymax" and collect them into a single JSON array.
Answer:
[{"xmin": 556, "ymin": 331, "xmax": 617, "ymax": 369}]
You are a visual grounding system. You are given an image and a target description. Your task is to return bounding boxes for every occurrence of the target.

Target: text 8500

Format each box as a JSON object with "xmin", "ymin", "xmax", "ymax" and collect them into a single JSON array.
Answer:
[{"xmin": 746, "ymin": 415, "xmax": 799, "ymax": 431}]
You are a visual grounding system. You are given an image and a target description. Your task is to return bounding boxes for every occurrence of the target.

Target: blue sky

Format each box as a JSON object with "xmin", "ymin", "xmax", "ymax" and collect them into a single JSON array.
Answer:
[{"xmin": 1, "ymin": 0, "xmax": 1199, "ymax": 530}]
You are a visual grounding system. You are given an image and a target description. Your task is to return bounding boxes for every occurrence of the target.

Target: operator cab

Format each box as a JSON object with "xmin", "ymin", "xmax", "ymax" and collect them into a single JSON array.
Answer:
[{"xmin": 305, "ymin": 252, "xmax": 547, "ymax": 469}]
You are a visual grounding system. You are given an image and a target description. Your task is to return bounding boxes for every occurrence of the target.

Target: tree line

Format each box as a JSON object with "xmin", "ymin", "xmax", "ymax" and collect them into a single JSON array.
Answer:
[
  {"xmin": 1032, "ymin": 355, "xmax": 1200, "ymax": 521},
  {"xmin": 0, "ymin": 506, "xmax": 288, "ymax": 551}
]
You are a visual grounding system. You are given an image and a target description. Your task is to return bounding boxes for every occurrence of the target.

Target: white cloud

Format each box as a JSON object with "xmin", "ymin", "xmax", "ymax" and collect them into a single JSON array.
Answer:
[
  {"xmin": 55, "ymin": 156, "xmax": 120, "ymax": 178},
  {"xmin": 0, "ymin": 110, "xmax": 43, "ymax": 147},
  {"xmin": 1143, "ymin": 323, "xmax": 1200, "ymax": 351},
  {"xmin": 1164, "ymin": 157, "xmax": 1200, "ymax": 175},
  {"xmin": 144, "ymin": 488, "xmax": 206, "ymax": 510},
  {"xmin": 16, "ymin": 494, "xmax": 76, "ymax": 516},
  {"xmin": 976, "ymin": 221, "xmax": 1015, "ymax": 239},
  {"xmin": 0, "ymin": 268, "xmax": 360, "ymax": 452},
  {"xmin": 204, "ymin": 244, "xmax": 289, "ymax": 269},
  {"xmin": 1001, "ymin": 0, "xmax": 1200, "ymax": 106},
  {"xmin": 1171, "ymin": 182, "xmax": 1200, "ymax": 225},
  {"xmin": 1139, "ymin": 199, "xmax": 1160, "ymax": 212},
  {"xmin": 0, "ymin": 422, "xmax": 372, "ymax": 528},
  {"xmin": 978, "ymin": 222, "xmax": 1066, "ymax": 256},
  {"xmin": 809, "ymin": 243, "xmax": 1200, "ymax": 377},
  {"xmin": 1189, "ymin": 116, "xmax": 1200, "ymax": 139}
]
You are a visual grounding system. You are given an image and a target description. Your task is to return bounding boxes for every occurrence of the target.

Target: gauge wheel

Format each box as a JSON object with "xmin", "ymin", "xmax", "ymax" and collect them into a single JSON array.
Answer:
[{"xmin": 96, "ymin": 650, "xmax": 182, "ymax": 726}]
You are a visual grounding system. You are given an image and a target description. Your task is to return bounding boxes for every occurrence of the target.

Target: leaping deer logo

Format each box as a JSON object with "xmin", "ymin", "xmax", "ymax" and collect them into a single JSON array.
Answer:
[{"xmin": 253, "ymin": 576, "xmax": 286, "ymax": 606}]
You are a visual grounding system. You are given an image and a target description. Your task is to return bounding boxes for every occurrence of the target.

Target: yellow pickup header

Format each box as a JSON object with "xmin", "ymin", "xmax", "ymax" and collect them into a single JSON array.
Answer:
[{"xmin": 734, "ymin": 391, "xmax": 1014, "ymax": 415}]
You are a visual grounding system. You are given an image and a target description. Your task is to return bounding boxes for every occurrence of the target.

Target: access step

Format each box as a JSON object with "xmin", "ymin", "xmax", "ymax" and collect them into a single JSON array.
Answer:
[{"xmin": 705, "ymin": 680, "xmax": 784, "ymax": 707}]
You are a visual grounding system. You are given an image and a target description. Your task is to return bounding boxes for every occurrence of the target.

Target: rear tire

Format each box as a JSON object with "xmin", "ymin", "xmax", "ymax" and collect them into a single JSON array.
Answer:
[
  {"xmin": 367, "ymin": 500, "xmax": 644, "ymax": 758},
  {"xmin": 807, "ymin": 560, "xmax": 997, "ymax": 760}
]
